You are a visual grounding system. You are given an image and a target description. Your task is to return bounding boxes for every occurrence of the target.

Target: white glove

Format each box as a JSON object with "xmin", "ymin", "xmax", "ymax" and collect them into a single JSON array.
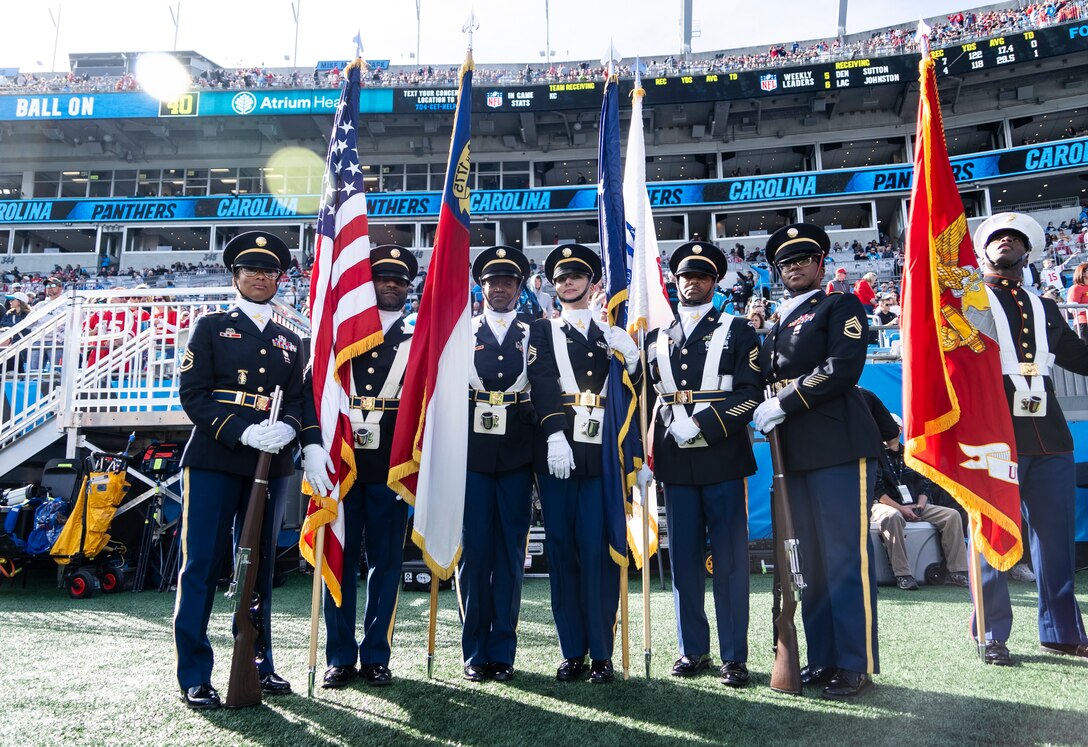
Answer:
[
  {"xmin": 546, "ymin": 431, "xmax": 576, "ymax": 480},
  {"xmin": 303, "ymin": 444, "xmax": 335, "ymax": 495},
  {"xmin": 240, "ymin": 422, "xmax": 285, "ymax": 453},
  {"xmin": 262, "ymin": 421, "xmax": 296, "ymax": 451},
  {"xmin": 608, "ymin": 327, "xmax": 640, "ymax": 374},
  {"xmin": 753, "ymin": 398, "xmax": 787, "ymax": 433},
  {"xmin": 636, "ymin": 463, "xmax": 653, "ymax": 489},
  {"xmin": 669, "ymin": 414, "xmax": 702, "ymax": 444}
]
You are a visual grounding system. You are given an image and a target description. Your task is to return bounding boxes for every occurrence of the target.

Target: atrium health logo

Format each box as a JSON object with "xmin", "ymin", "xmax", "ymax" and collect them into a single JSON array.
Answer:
[{"xmin": 231, "ymin": 91, "xmax": 258, "ymax": 115}]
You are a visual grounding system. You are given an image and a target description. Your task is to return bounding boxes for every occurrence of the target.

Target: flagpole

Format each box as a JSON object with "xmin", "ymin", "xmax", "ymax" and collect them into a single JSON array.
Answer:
[
  {"xmin": 968, "ymin": 518, "xmax": 987, "ymax": 661},
  {"xmin": 306, "ymin": 524, "xmax": 325, "ymax": 697},
  {"xmin": 638, "ymin": 326, "xmax": 652, "ymax": 679}
]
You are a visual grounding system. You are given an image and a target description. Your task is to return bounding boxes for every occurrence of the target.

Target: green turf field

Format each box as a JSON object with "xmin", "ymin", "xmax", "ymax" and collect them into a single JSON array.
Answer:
[{"xmin": 1, "ymin": 567, "xmax": 1085, "ymax": 746}]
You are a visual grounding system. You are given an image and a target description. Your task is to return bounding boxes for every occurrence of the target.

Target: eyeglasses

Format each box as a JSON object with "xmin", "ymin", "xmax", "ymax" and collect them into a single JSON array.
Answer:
[
  {"xmin": 776, "ymin": 255, "xmax": 818, "ymax": 270},
  {"xmin": 237, "ymin": 267, "xmax": 280, "ymax": 279}
]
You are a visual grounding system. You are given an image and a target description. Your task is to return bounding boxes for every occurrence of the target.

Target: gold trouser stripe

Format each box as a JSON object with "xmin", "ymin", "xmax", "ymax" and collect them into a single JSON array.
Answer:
[
  {"xmin": 858, "ymin": 458, "xmax": 875, "ymax": 674},
  {"xmin": 386, "ymin": 520, "xmax": 410, "ymax": 648},
  {"xmin": 172, "ymin": 467, "xmax": 192, "ymax": 676}
]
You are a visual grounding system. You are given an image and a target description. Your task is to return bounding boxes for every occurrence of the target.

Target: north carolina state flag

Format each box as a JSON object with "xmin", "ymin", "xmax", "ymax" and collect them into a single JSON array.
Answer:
[
  {"xmin": 902, "ymin": 55, "xmax": 1022, "ymax": 570},
  {"xmin": 386, "ymin": 55, "xmax": 473, "ymax": 580}
]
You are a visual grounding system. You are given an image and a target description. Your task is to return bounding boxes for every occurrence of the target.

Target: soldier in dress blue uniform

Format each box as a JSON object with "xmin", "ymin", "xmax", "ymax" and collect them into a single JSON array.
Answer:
[
  {"xmin": 751, "ymin": 223, "xmax": 882, "ymax": 699},
  {"xmin": 527, "ymin": 243, "xmax": 641, "ymax": 684},
  {"xmin": 646, "ymin": 241, "xmax": 762, "ymax": 687},
  {"xmin": 174, "ymin": 231, "xmax": 303, "ymax": 709},
  {"xmin": 458, "ymin": 245, "xmax": 537, "ymax": 683},
  {"xmin": 301, "ymin": 245, "xmax": 417, "ymax": 688},
  {"xmin": 971, "ymin": 212, "xmax": 1088, "ymax": 664}
]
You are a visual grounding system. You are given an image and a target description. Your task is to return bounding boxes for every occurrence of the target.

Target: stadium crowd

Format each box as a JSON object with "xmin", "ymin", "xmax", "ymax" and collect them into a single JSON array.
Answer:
[{"xmin": 1, "ymin": 2, "xmax": 1084, "ymax": 94}]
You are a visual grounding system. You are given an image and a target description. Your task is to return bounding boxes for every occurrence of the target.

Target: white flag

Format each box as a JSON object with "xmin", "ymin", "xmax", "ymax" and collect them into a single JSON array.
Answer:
[{"xmin": 625, "ymin": 76, "xmax": 673, "ymax": 336}]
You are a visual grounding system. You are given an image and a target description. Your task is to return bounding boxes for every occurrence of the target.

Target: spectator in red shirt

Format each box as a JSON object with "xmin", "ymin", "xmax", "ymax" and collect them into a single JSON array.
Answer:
[
  {"xmin": 853, "ymin": 271, "xmax": 877, "ymax": 312},
  {"xmin": 1066, "ymin": 262, "xmax": 1088, "ymax": 341}
]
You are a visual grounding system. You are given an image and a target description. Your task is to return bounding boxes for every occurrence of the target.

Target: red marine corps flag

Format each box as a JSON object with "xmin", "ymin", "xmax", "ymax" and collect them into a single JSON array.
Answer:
[{"xmin": 902, "ymin": 36, "xmax": 1023, "ymax": 572}]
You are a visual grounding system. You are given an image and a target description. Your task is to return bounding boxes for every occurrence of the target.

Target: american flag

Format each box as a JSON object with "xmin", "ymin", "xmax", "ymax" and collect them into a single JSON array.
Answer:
[{"xmin": 299, "ymin": 60, "xmax": 384, "ymax": 607}]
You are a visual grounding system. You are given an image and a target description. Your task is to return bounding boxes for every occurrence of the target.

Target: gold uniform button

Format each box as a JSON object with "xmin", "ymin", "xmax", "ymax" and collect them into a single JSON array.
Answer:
[
  {"xmin": 681, "ymin": 363, "xmax": 688, "ymax": 370},
  {"xmin": 231, "ymin": 312, "xmax": 239, "ymax": 318},
  {"xmin": 587, "ymin": 352, "xmax": 593, "ymax": 357},
  {"xmin": 1017, "ymin": 301, "xmax": 1025, "ymax": 307},
  {"xmin": 680, "ymin": 380, "xmax": 687, "ymax": 386},
  {"xmin": 365, "ymin": 384, "xmax": 373, "ymax": 391},
  {"xmin": 681, "ymin": 349, "xmax": 688, "ymax": 355},
  {"xmin": 257, "ymin": 387, "xmax": 265, "ymax": 393},
  {"xmin": 1021, "ymin": 342, "xmax": 1029, "ymax": 348},
  {"xmin": 497, "ymin": 372, "xmax": 504, "ymax": 378},
  {"xmin": 1026, "ymin": 353, "xmax": 1034, "ymax": 359},
  {"xmin": 1022, "ymin": 314, "xmax": 1028, "ymax": 319},
  {"xmin": 371, "ymin": 352, "xmax": 379, "ymax": 358},
  {"xmin": 260, "ymin": 349, "xmax": 267, "ymax": 355},
  {"xmin": 367, "ymin": 367, "xmax": 375, "ymax": 374},
  {"xmin": 259, "ymin": 368, "xmax": 266, "ymax": 374},
  {"xmin": 587, "ymin": 371, "xmax": 594, "ymax": 376},
  {"xmin": 1023, "ymin": 328, "xmax": 1030, "ymax": 334}
]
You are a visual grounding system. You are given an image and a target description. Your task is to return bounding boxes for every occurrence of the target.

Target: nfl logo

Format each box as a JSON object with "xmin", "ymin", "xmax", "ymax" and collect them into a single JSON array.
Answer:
[
  {"xmin": 487, "ymin": 91, "xmax": 504, "ymax": 108},
  {"xmin": 760, "ymin": 74, "xmax": 778, "ymax": 92}
]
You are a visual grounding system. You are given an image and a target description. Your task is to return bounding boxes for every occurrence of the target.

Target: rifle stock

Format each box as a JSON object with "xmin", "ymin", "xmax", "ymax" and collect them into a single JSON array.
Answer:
[
  {"xmin": 225, "ymin": 387, "xmax": 284, "ymax": 709},
  {"xmin": 766, "ymin": 394, "xmax": 804, "ymax": 695}
]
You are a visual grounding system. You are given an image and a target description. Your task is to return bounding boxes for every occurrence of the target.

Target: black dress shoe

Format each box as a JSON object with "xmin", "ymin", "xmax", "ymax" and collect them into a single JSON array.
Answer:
[
  {"xmin": 321, "ymin": 665, "xmax": 357, "ymax": 689},
  {"xmin": 985, "ymin": 640, "xmax": 1014, "ymax": 666},
  {"xmin": 556, "ymin": 657, "xmax": 588, "ymax": 682},
  {"xmin": 488, "ymin": 663, "xmax": 514, "ymax": 682},
  {"xmin": 589, "ymin": 659, "xmax": 614, "ymax": 684},
  {"xmin": 463, "ymin": 664, "xmax": 488, "ymax": 682},
  {"xmin": 719, "ymin": 661, "xmax": 750, "ymax": 688},
  {"xmin": 182, "ymin": 683, "xmax": 221, "ymax": 710},
  {"xmin": 259, "ymin": 672, "xmax": 292, "ymax": 695},
  {"xmin": 821, "ymin": 670, "xmax": 873, "ymax": 699},
  {"xmin": 896, "ymin": 575, "xmax": 919, "ymax": 591},
  {"xmin": 799, "ymin": 665, "xmax": 837, "ymax": 686},
  {"xmin": 671, "ymin": 654, "xmax": 712, "ymax": 677},
  {"xmin": 1039, "ymin": 642, "xmax": 1088, "ymax": 658},
  {"xmin": 361, "ymin": 663, "xmax": 393, "ymax": 686}
]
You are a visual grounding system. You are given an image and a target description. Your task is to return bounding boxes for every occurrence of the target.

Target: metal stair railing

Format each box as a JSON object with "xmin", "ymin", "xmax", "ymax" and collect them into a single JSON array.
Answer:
[{"xmin": 0, "ymin": 287, "xmax": 311, "ymax": 478}]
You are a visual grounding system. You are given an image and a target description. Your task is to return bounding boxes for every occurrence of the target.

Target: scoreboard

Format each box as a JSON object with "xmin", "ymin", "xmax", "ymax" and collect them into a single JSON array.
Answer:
[{"xmin": 393, "ymin": 21, "xmax": 1088, "ymax": 113}]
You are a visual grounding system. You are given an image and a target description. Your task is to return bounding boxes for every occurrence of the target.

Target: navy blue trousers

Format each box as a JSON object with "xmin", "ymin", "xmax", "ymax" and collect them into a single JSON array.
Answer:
[
  {"xmin": 663, "ymin": 479, "xmax": 750, "ymax": 663},
  {"xmin": 458, "ymin": 467, "xmax": 533, "ymax": 667},
  {"xmin": 538, "ymin": 473, "xmax": 619, "ymax": 661},
  {"xmin": 973, "ymin": 452, "xmax": 1088, "ymax": 645},
  {"xmin": 173, "ymin": 467, "xmax": 287, "ymax": 691},
  {"xmin": 786, "ymin": 459, "xmax": 879, "ymax": 675},
  {"xmin": 325, "ymin": 480, "xmax": 408, "ymax": 668}
]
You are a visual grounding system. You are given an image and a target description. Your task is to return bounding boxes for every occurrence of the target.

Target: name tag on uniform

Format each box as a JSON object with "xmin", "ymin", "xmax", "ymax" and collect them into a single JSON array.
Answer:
[
  {"xmin": 677, "ymin": 433, "xmax": 708, "ymax": 449},
  {"xmin": 473, "ymin": 404, "xmax": 507, "ymax": 436},
  {"xmin": 1014, "ymin": 390, "xmax": 1046, "ymax": 417}
]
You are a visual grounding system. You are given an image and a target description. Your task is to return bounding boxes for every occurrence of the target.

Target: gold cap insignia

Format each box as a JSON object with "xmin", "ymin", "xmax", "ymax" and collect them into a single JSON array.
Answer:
[
  {"xmin": 391, "ymin": 248, "xmax": 401, "ymax": 258},
  {"xmin": 692, "ymin": 246, "xmax": 703, "ymax": 254},
  {"xmin": 562, "ymin": 247, "xmax": 572, "ymax": 257},
  {"xmin": 1005, "ymin": 214, "xmax": 1017, "ymax": 223},
  {"xmin": 255, "ymin": 236, "xmax": 267, "ymax": 247},
  {"xmin": 496, "ymin": 248, "xmax": 507, "ymax": 258},
  {"xmin": 787, "ymin": 228, "xmax": 799, "ymax": 238}
]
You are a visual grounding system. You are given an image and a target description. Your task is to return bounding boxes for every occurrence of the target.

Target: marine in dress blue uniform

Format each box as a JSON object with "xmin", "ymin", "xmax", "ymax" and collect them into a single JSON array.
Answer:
[
  {"xmin": 971, "ymin": 212, "xmax": 1088, "ymax": 664},
  {"xmin": 458, "ymin": 246, "xmax": 536, "ymax": 683},
  {"xmin": 174, "ymin": 232, "xmax": 303, "ymax": 709},
  {"xmin": 752, "ymin": 223, "xmax": 882, "ymax": 699},
  {"xmin": 527, "ymin": 244, "xmax": 642, "ymax": 685},
  {"xmin": 301, "ymin": 245, "xmax": 418, "ymax": 688},
  {"xmin": 647, "ymin": 241, "xmax": 761, "ymax": 687}
]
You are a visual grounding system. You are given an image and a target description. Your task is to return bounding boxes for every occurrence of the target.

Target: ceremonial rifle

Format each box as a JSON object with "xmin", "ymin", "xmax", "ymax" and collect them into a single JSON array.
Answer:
[
  {"xmin": 225, "ymin": 386, "xmax": 284, "ymax": 708},
  {"xmin": 765, "ymin": 385, "xmax": 804, "ymax": 695}
]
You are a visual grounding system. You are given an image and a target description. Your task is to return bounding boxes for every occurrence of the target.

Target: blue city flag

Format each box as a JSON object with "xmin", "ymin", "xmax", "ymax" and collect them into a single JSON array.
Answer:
[{"xmin": 598, "ymin": 76, "xmax": 642, "ymax": 568}]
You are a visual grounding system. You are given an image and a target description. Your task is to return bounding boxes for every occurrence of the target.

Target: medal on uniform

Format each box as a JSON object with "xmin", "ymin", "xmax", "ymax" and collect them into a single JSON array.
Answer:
[{"xmin": 237, "ymin": 369, "xmax": 248, "ymax": 385}]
